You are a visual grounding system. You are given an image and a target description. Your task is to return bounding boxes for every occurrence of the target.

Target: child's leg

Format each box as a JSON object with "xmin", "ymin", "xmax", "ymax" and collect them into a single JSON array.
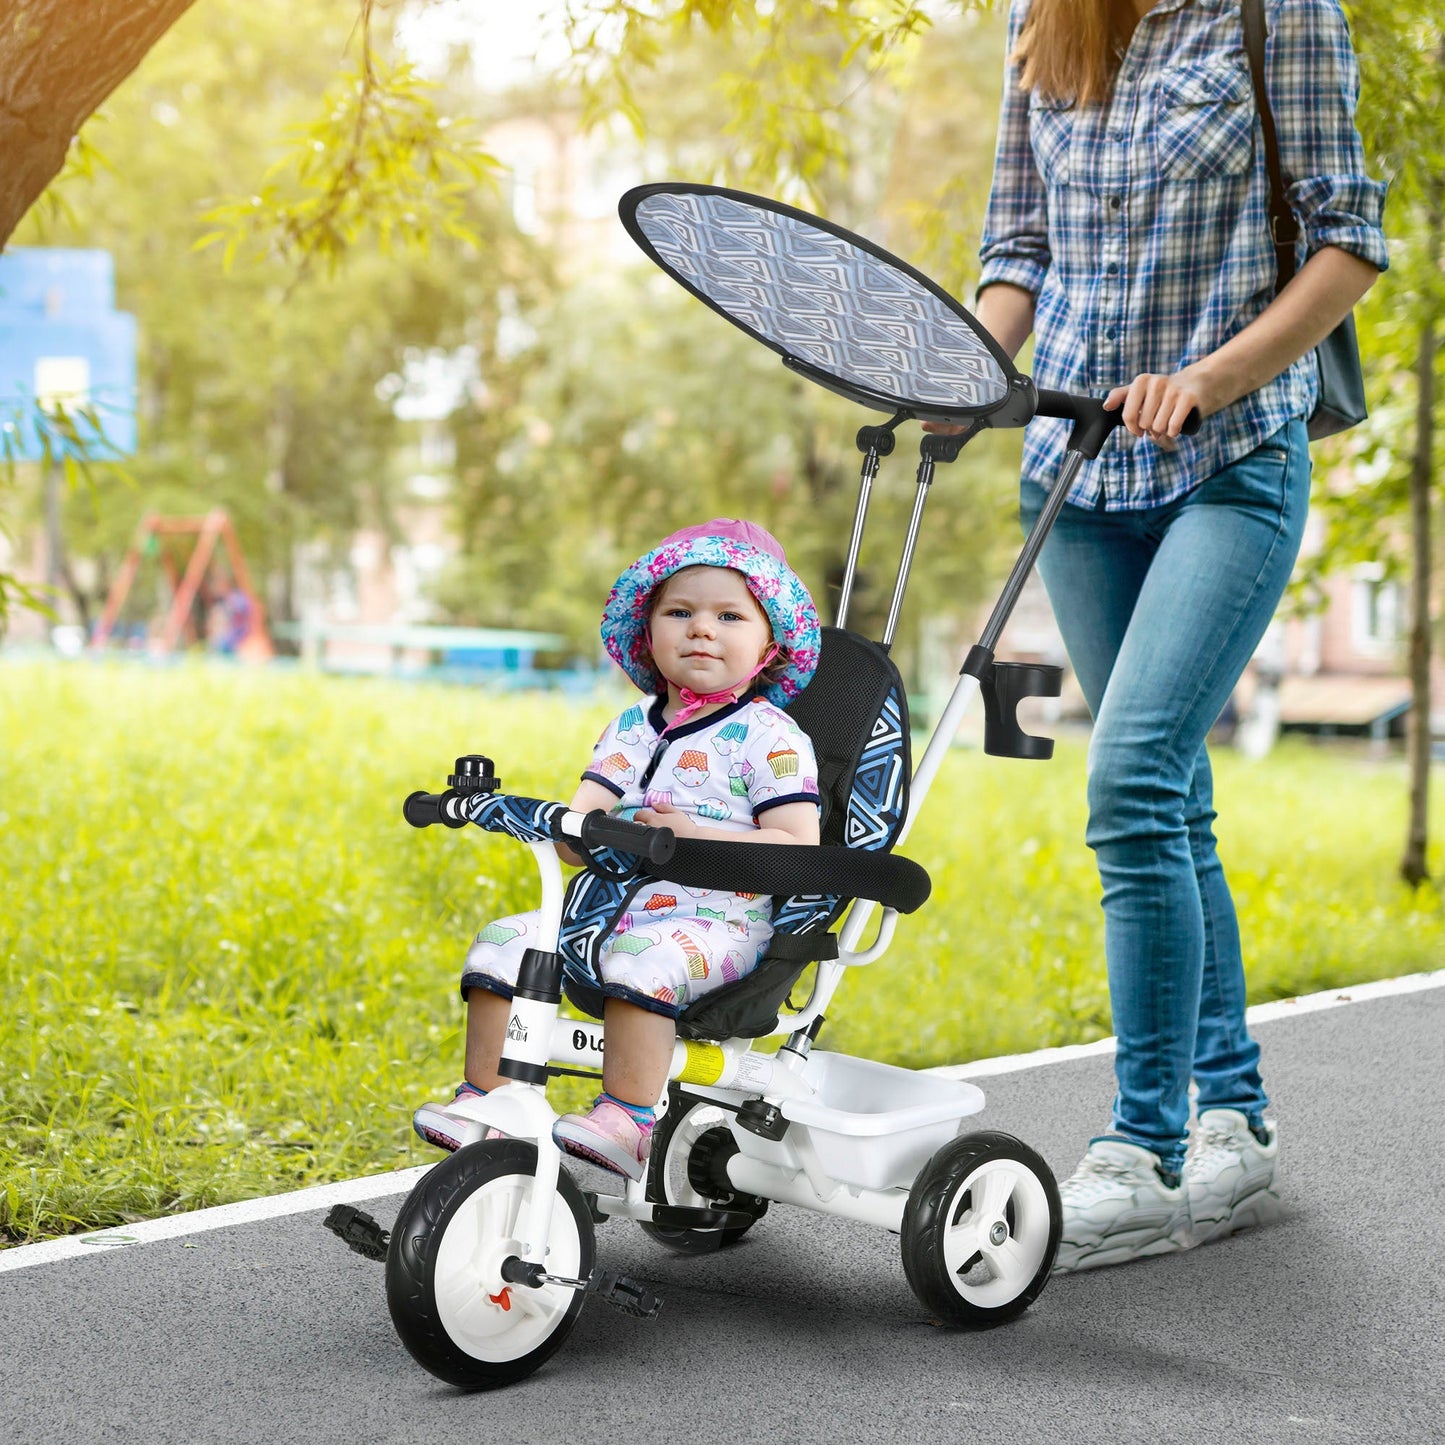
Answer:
[
  {"xmin": 463, "ymin": 988, "xmax": 513, "ymax": 1092},
  {"xmin": 413, "ymin": 909, "xmax": 533, "ymax": 1152},
  {"xmin": 600, "ymin": 999, "xmax": 676, "ymax": 1107},
  {"xmin": 456, "ymin": 909, "xmax": 541, "ymax": 1090},
  {"xmin": 553, "ymin": 1001, "xmax": 674, "ymax": 1181}
]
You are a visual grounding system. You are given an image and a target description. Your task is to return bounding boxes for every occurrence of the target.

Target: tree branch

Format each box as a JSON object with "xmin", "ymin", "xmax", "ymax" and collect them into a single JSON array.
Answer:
[{"xmin": 0, "ymin": 0, "xmax": 199, "ymax": 248}]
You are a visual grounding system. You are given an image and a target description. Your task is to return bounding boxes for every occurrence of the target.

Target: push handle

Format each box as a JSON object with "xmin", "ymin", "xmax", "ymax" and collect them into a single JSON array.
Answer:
[
  {"xmin": 574, "ymin": 811, "xmax": 676, "ymax": 867},
  {"xmin": 1035, "ymin": 389, "xmax": 1202, "ymax": 460}
]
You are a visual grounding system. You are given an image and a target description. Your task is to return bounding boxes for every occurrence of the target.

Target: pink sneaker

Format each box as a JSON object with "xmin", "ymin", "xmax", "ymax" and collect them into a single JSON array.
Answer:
[
  {"xmin": 412, "ymin": 1083, "xmax": 503, "ymax": 1153},
  {"xmin": 553, "ymin": 1097, "xmax": 652, "ymax": 1181}
]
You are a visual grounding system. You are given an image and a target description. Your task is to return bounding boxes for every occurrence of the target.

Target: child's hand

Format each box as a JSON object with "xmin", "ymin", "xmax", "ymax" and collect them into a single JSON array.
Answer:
[{"xmin": 634, "ymin": 798, "xmax": 701, "ymax": 839}]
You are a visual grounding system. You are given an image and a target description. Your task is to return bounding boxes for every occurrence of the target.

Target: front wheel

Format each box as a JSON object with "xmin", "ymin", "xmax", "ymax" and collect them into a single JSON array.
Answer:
[
  {"xmin": 900, "ymin": 1130, "xmax": 1060, "ymax": 1328},
  {"xmin": 386, "ymin": 1140, "xmax": 595, "ymax": 1389}
]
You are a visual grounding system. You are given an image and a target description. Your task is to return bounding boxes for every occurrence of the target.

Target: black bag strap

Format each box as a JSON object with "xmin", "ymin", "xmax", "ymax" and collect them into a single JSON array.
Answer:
[{"xmin": 1241, "ymin": 0, "xmax": 1300, "ymax": 288}]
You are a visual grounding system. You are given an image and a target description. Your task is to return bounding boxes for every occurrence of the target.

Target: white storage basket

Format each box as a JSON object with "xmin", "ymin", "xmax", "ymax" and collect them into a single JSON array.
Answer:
[{"xmin": 779, "ymin": 1050, "xmax": 986, "ymax": 1192}]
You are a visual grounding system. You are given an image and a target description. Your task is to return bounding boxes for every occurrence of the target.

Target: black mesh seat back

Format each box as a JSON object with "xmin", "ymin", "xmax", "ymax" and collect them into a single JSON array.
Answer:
[
  {"xmin": 783, "ymin": 626, "xmax": 911, "ymax": 852},
  {"xmin": 669, "ymin": 627, "xmax": 913, "ymax": 1040}
]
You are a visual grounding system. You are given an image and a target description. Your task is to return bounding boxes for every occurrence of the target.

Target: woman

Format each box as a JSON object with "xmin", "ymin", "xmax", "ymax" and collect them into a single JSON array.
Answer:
[{"xmin": 967, "ymin": 0, "xmax": 1387, "ymax": 1271}]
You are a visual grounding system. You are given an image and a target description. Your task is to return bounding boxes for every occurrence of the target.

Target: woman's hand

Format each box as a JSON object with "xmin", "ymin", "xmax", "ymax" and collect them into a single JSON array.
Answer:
[{"xmin": 1103, "ymin": 364, "xmax": 1221, "ymax": 446}]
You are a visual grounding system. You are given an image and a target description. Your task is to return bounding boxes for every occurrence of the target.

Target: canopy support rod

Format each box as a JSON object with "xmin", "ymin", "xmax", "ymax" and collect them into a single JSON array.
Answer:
[{"xmin": 835, "ymin": 412, "xmax": 906, "ymax": 630}]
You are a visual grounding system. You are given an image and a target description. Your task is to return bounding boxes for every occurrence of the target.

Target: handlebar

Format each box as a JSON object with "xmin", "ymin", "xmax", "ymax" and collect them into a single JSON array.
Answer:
[
  {"xmin": 403, "ymin": 790, "xmax": 676, "ymax": 867},
  {"xmin": 1034, "ymin": 389, "xmax": 1202, "ymax": 460},
  {"xmin": 570, "ymin": 810, "xmax": 677, "ymax": 868}
]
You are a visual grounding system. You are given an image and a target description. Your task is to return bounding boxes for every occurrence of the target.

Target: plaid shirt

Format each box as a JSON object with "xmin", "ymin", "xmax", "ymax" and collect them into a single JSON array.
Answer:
[{"xmin": 979, "ymin": 0, "xmax": 1389, "ymax": 508}]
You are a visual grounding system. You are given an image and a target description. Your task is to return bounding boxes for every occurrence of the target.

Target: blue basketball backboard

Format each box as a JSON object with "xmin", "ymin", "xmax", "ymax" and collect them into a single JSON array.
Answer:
[{"xmin": 0, "ymin": 248, "xmax": 137, "ymax": 461}]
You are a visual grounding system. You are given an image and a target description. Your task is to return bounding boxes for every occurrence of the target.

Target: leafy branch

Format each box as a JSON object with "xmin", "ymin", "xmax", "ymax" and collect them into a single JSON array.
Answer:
[
  {"xmin": 0, "ymin": 394, "xmax": 132, "ymax": 638},
  {"xmin": 195, "ymin": 1, "xmax": 500, "ymax": 276},
  {"xmin": 562, "ymin": 0, "xmax": 939, "ymax": 203}
]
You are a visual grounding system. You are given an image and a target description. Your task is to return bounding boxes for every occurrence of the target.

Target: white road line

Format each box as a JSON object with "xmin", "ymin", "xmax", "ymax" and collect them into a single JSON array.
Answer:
[
  {"xmin": 0, "ymin": 1166, "xmax": 431, "ymax": 1276},
  {"xmin": 4, "ymin": 967, "xmax": 1442, "ymax": 1275},
  {"xmin": 930, "ymin": 966, "xmax": 1445, "ymax": 1080}
]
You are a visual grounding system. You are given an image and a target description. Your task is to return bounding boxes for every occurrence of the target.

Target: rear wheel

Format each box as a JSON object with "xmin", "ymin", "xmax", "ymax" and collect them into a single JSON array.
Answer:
[
  {"xmin": 900, "ymin": 1131, "xmax": 1060, "ymax": 1328},
  {"xmin": 640, "ymin": 1087, "xmax": 768, "ymax": 1255},
  {"xmin": 386, "ymin": 1140, "xmax": 594, "ymax": 1389}
]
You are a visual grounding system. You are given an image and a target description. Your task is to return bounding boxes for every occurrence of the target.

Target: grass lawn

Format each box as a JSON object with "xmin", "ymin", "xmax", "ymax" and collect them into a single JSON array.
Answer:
[{"xmin": 3, "ymin": 657, "xmax": 1440, "ymax": 1244}]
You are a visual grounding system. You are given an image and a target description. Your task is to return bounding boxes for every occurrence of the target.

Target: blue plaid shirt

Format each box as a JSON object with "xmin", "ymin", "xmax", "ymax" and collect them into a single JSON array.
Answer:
[{"xmin": 979, "ymin": 0, "xmax": 1389, "ymax": 508}]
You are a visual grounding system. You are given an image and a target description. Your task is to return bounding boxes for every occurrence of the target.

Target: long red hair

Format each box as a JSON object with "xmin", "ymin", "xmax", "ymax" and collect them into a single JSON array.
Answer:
[{"xmin": 1013, "ymin": 0, "xmax": 1141, "ymax": 105}]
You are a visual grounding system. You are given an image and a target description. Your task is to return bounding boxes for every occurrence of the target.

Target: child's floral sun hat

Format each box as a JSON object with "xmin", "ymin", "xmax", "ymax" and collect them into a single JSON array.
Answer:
[{"xmin": 602, "ymin": 518, "xmax": 821, "ymax": 708}]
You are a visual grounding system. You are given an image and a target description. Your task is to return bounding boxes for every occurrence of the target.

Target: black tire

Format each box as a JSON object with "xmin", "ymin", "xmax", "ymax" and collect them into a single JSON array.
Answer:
[
  {"xmin": 386, "ymin": 1139, "xmax": 595, "ymax": 1389},
  {"xmin": 639, "ymin": 1086, "xmax": 768, "ymax": 1255},
  {"xmin": 900, "ymin": 1130, "xmax": 1061, "ymax": 1329}
]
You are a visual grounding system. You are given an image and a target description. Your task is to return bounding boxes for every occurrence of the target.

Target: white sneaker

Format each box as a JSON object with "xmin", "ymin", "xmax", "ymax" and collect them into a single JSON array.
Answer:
[
  {"xmin": 1052, "ymin": 1139, "xmax": 1190, "ymax": 1274},
  {"xmin": 1185, "ymin": 1109, "xmax": 1281, "ymax": 1246}
]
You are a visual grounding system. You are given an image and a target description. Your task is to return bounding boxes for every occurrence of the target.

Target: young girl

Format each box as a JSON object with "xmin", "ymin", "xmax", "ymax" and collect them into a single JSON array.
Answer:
[
  {"xmin": 959, "ymin": 0, "xmax": 1387, "ymax": 1270},
  {"xmin": 414, "ymin": 518, "xmax": 822, "ymax": 1179}
]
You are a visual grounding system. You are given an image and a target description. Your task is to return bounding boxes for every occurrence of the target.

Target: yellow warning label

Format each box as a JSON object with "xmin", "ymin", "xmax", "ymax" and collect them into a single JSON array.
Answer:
[{"xmin": 678, "ymin": 1040, "xmax": 726, "ymax": 1087}]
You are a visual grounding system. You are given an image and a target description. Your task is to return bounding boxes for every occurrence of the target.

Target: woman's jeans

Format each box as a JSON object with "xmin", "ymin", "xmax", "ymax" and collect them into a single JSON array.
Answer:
[{"xmin": 1019, "ymin": 421, "xmax": 1311, "ymax": 1174}]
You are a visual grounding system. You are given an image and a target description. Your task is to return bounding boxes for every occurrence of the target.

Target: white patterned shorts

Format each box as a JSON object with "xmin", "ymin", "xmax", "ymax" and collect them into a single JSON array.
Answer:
[{"xmin": 461, "ymin": 893, "xmax": 774, "ymax": 1020}]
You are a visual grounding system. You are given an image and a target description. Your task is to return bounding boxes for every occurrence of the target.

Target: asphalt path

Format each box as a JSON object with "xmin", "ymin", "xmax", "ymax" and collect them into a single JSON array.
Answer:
[{"xmin": 4, "ymin": 981, "xmax": 1443, "ymax": 1445}]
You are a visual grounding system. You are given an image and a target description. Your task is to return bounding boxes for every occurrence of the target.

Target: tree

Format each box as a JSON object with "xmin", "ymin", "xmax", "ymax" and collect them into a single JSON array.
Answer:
[
  {"xmin": 0, "ymin": 1, "xmax": 200, "ymax": 246},
  {"xmin": 0, "ymin": 1, "xmax": 954, "ymax": 631},
  {"xmin": 1315, "ymin": 2, "xmax": 1444, "ymax": 887},
  {"xmin": 7, "ymin": 0, "xmax": 535, "ymax": 636}
]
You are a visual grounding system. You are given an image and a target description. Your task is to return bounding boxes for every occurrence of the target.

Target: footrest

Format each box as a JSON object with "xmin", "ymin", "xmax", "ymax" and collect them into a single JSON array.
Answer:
[
  {"xmin": 323, "ymin": 1204, "xmax": 389, "ymax": 1262},
  {"xmin": 651, "ymin": 1203, "xmax": 756, "ymax": 1232},
  {"xmin": 585, "ymin": 1268, "xmax": 663, "ymax": 1319}
]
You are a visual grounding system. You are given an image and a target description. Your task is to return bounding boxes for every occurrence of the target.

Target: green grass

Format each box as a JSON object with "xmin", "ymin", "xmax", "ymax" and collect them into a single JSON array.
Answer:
[{"xmin": 2, "ymin": 658, "xmax": 1441, "ymax": 1244}]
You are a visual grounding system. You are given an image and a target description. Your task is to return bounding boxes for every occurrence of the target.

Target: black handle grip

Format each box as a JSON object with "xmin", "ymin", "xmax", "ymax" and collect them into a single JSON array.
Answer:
[
  {"xmin": 1035, "ymin": 389, "xmax": 1202, "ymax": 459},
  {"xmin": 577, "ymin": 812, "xmax": 676, "ymax": 867},
  {"xmin": 403, "ymin": 790, "xmax": 467, "ymax": 829}
]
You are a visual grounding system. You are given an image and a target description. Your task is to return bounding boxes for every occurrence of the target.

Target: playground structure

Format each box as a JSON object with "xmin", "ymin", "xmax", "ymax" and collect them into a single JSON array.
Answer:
[{"xmin": 90, "ymin": 510, "xmax": 272, "ymax": 659}]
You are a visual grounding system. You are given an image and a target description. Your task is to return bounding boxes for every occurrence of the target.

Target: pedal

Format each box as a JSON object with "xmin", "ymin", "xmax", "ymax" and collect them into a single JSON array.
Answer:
[
  {"xmin": 583, "ymin": 1268, "xmax": 663, "ymax": 1319},
  {"xmin": 323, "ymin": 1204, "xmax": 389, "ymax": 1262},
  {"xmin": 510, "ymin": 1258, "xmax": 663, "ymax": 1319}
]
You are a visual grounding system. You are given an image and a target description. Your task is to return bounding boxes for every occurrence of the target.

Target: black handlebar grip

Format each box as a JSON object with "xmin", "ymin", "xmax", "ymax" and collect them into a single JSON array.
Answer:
[
  {"xmin": 1035, "ymin": 388, "xmax": 1201, "ymax": 459},
  {"xmin": 578, "ymin": 812, "xmax": 677, "ymax": 867},
  {"xmin": 403, "ymin": 791, "xmax": 467, "ymax": 829},
  {"xmin": 404, "ymin": 791, "xmax": 441, "ymax": 828}
]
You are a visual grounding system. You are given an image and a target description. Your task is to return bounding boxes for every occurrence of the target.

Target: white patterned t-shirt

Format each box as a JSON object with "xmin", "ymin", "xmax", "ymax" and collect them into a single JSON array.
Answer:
[{"xmin": 580, "ymin": 693, "xmax": 821, "ymax": 939}]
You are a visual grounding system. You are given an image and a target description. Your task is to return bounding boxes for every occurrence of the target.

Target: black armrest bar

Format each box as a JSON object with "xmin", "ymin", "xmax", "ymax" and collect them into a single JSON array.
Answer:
[{"xmin": 644, "ymin": 838, "xmax": 930, "ymax": 914}]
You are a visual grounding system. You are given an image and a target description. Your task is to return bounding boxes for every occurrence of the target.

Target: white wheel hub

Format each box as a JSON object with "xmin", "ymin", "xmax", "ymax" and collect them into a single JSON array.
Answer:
[
  {"xmin": 433, "ymin": 1168, "xmax": 583, "ymax": 1362},
  {"xmin": 939, "ymin": 1158, "xmax": 1051, "ymax": 1307}
]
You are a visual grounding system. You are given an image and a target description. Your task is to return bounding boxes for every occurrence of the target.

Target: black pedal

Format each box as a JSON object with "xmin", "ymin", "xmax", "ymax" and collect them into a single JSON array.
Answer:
[
  {"xmin": 585, "ymin": 1268, "xmax": 663, "ymax": 1319},
  {"xmin": 323, "ymin": 1204, "xmax": 389, "ymax": 1262}
]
